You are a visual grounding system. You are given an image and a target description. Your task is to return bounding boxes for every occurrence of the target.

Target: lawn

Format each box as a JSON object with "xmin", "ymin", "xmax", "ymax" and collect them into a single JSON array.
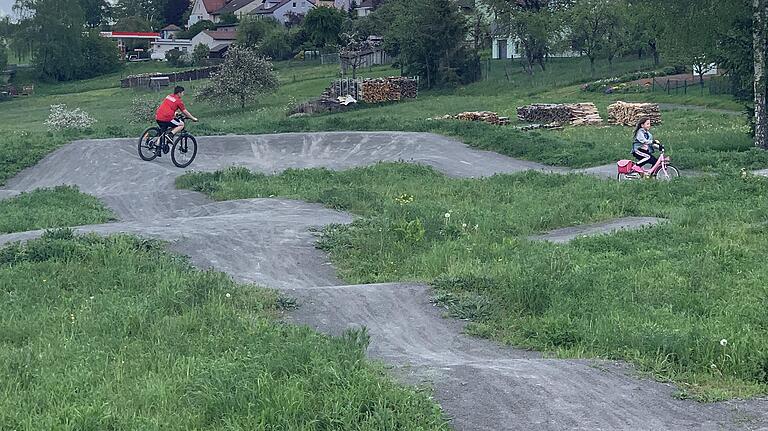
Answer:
[
  {"xmin": 0, "ymin": 56, "xmax": 758, "ymax": 187},
  {"xmin": 177, "ymin": 163, "xmax": 768, "ymax": 401},
  {"xmin": 0, "ymin": 186, "xmax": 114, "ymax": 233},
  {"xmin": 0, "ymin": 231, "xmax": 448, "ymax": 429}
]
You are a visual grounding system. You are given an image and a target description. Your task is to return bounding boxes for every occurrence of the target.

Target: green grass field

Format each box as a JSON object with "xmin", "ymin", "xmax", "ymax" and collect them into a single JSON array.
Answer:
[
  {"xmin": 0, "ymin": 186, "xmax": 114, "ymax": 233},
  {"xmin": 0, "ymin": 231, "xmax": 448, "ymax": 429},
  {"xmin": 0, "ymin": 56, "xmax": 756, "ymax": 187},
  {"xmin": 177, "ymin": 163, "xmax": 768, "ymax": 401}
]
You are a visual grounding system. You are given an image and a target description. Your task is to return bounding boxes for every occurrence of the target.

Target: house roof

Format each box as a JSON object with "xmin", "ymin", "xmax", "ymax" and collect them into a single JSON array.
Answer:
[
  {"xmin": 251, "ymin": 0, "xmax": 314, "ymax": 13},
  {"xmin": 201, "ymin": 30, "xmax": 239, "ymax": 40},
  {"xmin": 161, "ymin": 24, "xmax": 182, "ymax": 31},
  {"xmin": 357, "ymin": 0, "xmax": 374, "ymax": 8},
  {"xmin": 209, "ymin": 43, "xmax": 230, "ymax": 52},
  {"xmin": 202, "ymin": 0, "xmax": 228, "ymax": 13},
  {"xmin": 214, "ymin": 0, "xmax": 258, "ymax": 14}
]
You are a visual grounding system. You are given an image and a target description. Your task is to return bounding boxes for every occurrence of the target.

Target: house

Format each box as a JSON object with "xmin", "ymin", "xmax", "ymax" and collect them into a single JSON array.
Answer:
[
  {"xmin": 151, "ymin": 38, "xmax": 193, "ymax": 60},
  {"xmin": 316, "ymin": 0, "xmax": 351, "ymax": 10},
  {"xmin": 100, "ymin": 31, "xmax": 161, "ymax": 58},
  {"xmin": 191, "ymin": 29, "xmax": 238, "ymax": 57},
  {"xmin": 490, "ymin": 23, "xmax": 578, "ymax": 59},
  {"xmin": 211, "ymin": 0, "xmax": 262, "ymax": 21},
  {"xmin": 188, "ymin": 0, "xmax": 227, "ymax": 26},
  {"xmin": 250, "ymin": 0, "xmax": 316, "ymax": 25},
  {"xmin": 160, "ymin": 24, "xmax": 183, "ymax": 39}
]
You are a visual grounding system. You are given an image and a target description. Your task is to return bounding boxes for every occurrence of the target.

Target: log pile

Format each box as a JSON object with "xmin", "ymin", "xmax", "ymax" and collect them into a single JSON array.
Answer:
[
  {"xmin": 361, "ymin": 77, "xmax": 418, "ymax": 103},
  {"xmin": 516, "ymin": 103, "xmax": 602, "ymax": 126},
  {"xmin": 607, "ymin": 101, "xmax": 662, "ymax": 126},
  {"xmin": 429, "ymin": 111, "xmax": 510, "ymax": 126}
]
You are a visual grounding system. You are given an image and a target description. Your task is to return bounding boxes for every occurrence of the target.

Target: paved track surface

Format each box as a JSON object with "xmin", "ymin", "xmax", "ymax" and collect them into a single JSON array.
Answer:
[{"xmin": 2, "ymin": 132, "xmax": 766, "ymax": 430}]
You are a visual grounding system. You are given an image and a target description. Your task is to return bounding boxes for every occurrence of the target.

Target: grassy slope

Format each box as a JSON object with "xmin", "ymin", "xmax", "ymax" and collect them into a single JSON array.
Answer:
[
  {"xmin": 0, "ymin": 57, "xmax": 757, "ymax": 187},
  {"xmin": 177, "ymin": 164, "xmax": 768, "ymax": 401},
  {"xmin": 0, "ymin": 186, "xmax": 114, "ymax": 233},
  {"xmin": 0, "ymin": 231, "xmax": 448, "ymax": 429}
]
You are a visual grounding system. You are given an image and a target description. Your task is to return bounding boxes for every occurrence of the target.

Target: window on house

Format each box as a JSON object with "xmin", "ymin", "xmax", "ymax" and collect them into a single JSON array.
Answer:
[
  {"xmin": 292, "ymin": 2, "xmax": 296, "ymax": 6},
  {"xmin": 182, "ymin": 47, "xmax": 188, "ymax": 51}
]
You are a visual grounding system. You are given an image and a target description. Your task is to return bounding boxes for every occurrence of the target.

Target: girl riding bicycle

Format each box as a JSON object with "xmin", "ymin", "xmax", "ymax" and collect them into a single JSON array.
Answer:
[{"xmin": 632, "ymin": 117, "xmax": 663, "ymax": 172}]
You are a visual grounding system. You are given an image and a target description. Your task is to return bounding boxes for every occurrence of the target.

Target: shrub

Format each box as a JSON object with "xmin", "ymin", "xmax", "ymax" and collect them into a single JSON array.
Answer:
[
  {"xmin": 125, "ymin": 95, "xmax": 156, "ymax": 124},
  {"xmin": 192, "ymin": 43, "xmax": 210, "ymax": 66},
  {"xmin": 166, "ymin": 49, "xmax": 192, "ymax": 67},
  {"xmin": 44, "ymin": 104, "xmax": 96, "ymax": 131}
]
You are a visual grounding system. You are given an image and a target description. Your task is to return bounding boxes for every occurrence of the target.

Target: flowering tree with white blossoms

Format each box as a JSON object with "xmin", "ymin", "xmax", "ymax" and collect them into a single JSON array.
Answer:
[
  {"xmin": 197, "ymin": 45, "xmax": 279, "ymax": 109},
  {"xmin": 44, "ymin": 104, "xmax": 97, "ymax": 131}
]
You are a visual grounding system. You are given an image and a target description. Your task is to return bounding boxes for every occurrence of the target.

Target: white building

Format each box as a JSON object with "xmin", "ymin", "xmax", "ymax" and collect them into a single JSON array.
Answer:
[
  {"xmin": 191, "ymin": 29, "xmax": 238, "ymax": 56},
  {"xmin": 150, "ymin": 38, "xmax": 193, "ymax": 60},
  {"xmin": 250, "ymin": 0, "xmax": 316, "ymax": 25},
  {"xmin": 188, "ymin": 0, "xmax": 227, "ymax": 26},
  {"xmin": 211, "ymin": 0, "xmax": 263, "ymax": 21}
]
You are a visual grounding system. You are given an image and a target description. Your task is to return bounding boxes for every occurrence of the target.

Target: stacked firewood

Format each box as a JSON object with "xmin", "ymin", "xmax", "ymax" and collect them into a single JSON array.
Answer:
[
  {"xmin": 429, "ymin": 111, "xmax": 510, "ymax": 126},
  {"xmin": 361, "ymin": 77, "xmax": 418, "ymax": 103},
  {"xmin": 607, "ymin": 101, "xmax": 663, "ymax": 126},
  {"xmin": 516, "ymin": 103, "xmax": 602, "ymax": 126}
]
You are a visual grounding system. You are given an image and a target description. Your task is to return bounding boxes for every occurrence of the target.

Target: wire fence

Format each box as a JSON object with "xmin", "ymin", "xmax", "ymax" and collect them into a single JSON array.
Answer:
[{"xmin": 651, "ymin": 76, "xmax": 735, "ymax": 96}]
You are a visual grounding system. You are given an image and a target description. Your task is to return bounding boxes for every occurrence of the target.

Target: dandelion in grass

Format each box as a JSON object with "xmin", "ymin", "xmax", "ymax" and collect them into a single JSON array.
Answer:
[
  {"xmin": 720, "ymin": 339, "xmax": 728, "ymax": 347},
  {"xmin": 444, "ymin": 212, "xmax": 451, "ymax": 219},
  {"xmin": 226, "ymin": 293, "xmax": 231, "ymax": 298},
  {"xmin": 394, "ymin": 193, "xmax": 414, "ymax": 205},
  {"xmin": 462, "ymin": 223, "xmax": 467, "ymax": 228}
]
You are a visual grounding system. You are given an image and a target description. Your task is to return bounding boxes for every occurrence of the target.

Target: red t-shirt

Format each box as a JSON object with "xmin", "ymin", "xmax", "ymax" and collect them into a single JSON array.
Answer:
[{"xmin": 155, "ymin": 94, "xmax": 186, "ymax": 122}]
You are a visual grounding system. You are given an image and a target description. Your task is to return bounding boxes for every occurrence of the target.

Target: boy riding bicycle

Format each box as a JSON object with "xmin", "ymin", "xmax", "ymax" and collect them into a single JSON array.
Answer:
[{"xmin": 155, "ymin": 85, "xmax": 198, "ymax": 141}]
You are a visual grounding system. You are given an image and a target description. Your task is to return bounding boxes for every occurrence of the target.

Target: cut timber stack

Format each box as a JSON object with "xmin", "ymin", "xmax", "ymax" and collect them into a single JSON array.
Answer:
[
  {"xmin": 455, "ymin": 111, "xmax": 510, "ymax": 125},
  {"xmin": 516, "ymin": 103, "xmax": 602, "ymax": 126},
  {"xmin": 429, "ymin": 111, "xmax": 510, "ymax": 125},
  {"xmin": 361, "ymin": 77, "xmax": 418, "ymax": 103},
  {"xmin": 607, "ymin": 101, "xmax": 662, "ymax": 126}
]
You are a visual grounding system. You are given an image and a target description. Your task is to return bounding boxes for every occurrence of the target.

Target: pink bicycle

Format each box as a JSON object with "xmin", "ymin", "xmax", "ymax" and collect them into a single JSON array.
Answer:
[{"xmin": 616, "ymin": 146, "xmax": 680, "ymax": 181}]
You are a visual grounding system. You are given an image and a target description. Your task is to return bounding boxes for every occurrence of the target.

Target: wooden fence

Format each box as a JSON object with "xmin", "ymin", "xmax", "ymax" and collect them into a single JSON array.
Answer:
[{"xmin": 120, "ymin": 66, "xmax": 220, "ymax": 89}]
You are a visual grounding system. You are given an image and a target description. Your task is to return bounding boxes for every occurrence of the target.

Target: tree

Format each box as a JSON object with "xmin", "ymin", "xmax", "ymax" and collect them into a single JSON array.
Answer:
[
  {"xmin": 29, "ymin": 0, "xmax": 86, "ymax": 80},
  {"xmin": 260, "ymin": 29, "xmax": 293, "ymax": 60},
  {"xmin": 338, "ymin": 32, "xmax": 370, "ymax": 78},
  {"xmin": 656, "ymin": 0, "xmax": 719, "ymax": 84},
  {"xmin": 486, "ymin": 0, "xmax": 569, "ymax": 74},
  {"xmin": 237, "ymin": 16, "xmax": 278, "ymax": 47},
  {"xmin": 196, "ymin": 45, "xmax": 279, "ymax": 108},
  {"xmin": 376, "ymin": 0, "xmax": 474, "ymax": 88},
  {"xmin": 754, "ymin": 0, "xmax": 767, "ymax": 149},
  {"xmin": 192, "ymin": 42, "xmax": 209, "ymax": 66},
  {"xmin": 79, "ymin": 0, "xmax": 111, "ymax": 28},
  {"xmin": 569, "ymin": 0, "xmax": 624, "ymax": 75},
  {"xmin": 302, "ymin": 6, "xmax": 346, "ymax": 48},
  {"xmin": 178, "ymin": 19, "xmax": 215, "ymax": 39},
  {"xmin": 162, "ymin": 0, "xmax": 190, "ymax": 26},
  {"xmin": 79, "ymin": 31, "xmax": 121, "ymax": 76},
  {"xmin": 218, "ymin": 12, "xmax": 239, "ymax": 25},
  {"xmin": 114, "ymin": 0, "xmax": 161, "ymax": 24},
  {"xmin": 0, "ymin": 43, "xmax": 7, "ymax": 72}
]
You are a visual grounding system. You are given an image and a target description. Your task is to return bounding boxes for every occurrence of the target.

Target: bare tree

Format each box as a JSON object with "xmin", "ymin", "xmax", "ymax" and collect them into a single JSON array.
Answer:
[{"xmin": 339, "ymin": 32, "xmax": 371, "ymax": 79}]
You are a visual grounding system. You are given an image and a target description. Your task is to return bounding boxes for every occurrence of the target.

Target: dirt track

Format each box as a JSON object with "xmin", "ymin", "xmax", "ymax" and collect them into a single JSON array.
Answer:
[{"xmin": 1, "ymin": 132, "xmax": 765, "ymax": 430}]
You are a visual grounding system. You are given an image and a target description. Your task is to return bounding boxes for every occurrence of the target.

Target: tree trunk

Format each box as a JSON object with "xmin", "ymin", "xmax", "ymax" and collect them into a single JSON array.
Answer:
[
  {"xmin": 589, "ymin": 55, "xmax": 595, "ymax": 76},
  {"xmin": 755, "ymin": 0, "xmax": 768, "ymax": 149},
  {"xmin": 649, "ymin": 40, "xmax": 659, "ymax": 66}
]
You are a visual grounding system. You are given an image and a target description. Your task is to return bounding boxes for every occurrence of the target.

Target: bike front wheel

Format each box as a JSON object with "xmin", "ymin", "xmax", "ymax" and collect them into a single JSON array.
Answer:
[
  {"xmin": 654, "ymin": 165, "xmax": 680, "ymax": 181},
  {"xmin": 171, "ymin": 134, "xmax": 198, "ymax": 168},
  {"xmin": 138, "ymin": 127, "xmax": 161, "ymax": 161}
]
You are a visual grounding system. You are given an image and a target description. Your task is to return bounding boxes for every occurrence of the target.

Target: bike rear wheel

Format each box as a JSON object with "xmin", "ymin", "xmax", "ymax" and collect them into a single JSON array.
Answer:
[
  {"xmin": 138, "ymin": 127, "xmax": 161, "ymax": 161},
  {"xmin": 171, "ymin": 133, "xmax": 198, "ymax": 168},
  {"xmin": 654, "ymin": 165, "xmax": 680, "ymax": 181}
]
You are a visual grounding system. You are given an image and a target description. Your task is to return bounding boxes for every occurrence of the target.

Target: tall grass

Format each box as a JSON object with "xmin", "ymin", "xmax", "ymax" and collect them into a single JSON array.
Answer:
[
  {"xmin": 0, "ymin": 231, "xmax": 448, "ymax": 429},
  {"xmin": 0, "ymin": 186, "xmax": 114, "ymax": 233},
  {"xmin": 178, "ymin": 164, "xmax": 768, "ymax": 400}
]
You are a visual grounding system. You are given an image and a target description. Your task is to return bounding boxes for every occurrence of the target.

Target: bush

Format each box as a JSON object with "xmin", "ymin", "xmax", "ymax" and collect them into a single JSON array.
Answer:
[
  {"xmin": 125, "ymin": 95, "xmax": 156, "ymax": 124},
  {"xmin": 192, "ymin": 43, "xmax": 210, "ymax": 66},
  {"xmin": 44, "ymin": 104, "xmax": 97, "ymax": 131},
  {"xmin": 177, "ymin": 19, "xmax": 216, "ymax": 39},
  {"xmin": 260, "ymin": 30, "xmax": 293, "ymax": 61},
  {"xmin": 166, "ymin": 49, "xmax": 192, "ymax": 67}
]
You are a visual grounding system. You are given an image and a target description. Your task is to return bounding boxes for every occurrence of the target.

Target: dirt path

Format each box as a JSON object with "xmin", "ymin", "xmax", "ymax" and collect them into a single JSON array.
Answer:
[{"xmin": 1, "ymin": 132, "xmax": 766, "ymax": 430}]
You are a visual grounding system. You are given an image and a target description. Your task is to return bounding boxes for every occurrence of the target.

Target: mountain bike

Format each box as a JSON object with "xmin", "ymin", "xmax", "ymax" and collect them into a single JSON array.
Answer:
[
  {"xmin": 616, "ymin": 146, "xmax": 680, "ymax": 181},
  {"xmin": 138, "ymin": 115, "xmax": 198, "ymax": 168}
]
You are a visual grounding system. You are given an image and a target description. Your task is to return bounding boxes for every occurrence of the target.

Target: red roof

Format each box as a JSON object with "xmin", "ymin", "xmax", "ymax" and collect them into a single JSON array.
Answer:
[
  {"xmin": 108, "ymin": 32, "xmax": 161, "ymax": 38},
  {"xmin": 203, "ymin": 0, "xmax": 228, "ymax": 13}
]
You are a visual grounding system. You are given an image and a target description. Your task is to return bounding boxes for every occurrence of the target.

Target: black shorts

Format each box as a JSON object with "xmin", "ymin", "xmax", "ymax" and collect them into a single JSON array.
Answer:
[{"xmin": 156, "ymin": 118, "xmax": 183, "ymax": 130}]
